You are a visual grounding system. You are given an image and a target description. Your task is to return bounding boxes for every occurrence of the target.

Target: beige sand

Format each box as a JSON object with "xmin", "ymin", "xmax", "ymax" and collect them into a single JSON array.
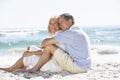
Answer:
[{"xmin": 0, "ymin": 46, "xmax": 120, "ymax": 80}]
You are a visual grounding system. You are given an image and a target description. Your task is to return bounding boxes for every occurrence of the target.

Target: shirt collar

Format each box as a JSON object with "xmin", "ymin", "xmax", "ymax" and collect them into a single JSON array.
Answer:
[
  {"xmin": 69, "ymin": 24, "xmax": 75, "ymax": 30},
  {"xmin": 69, "ymin": 25, "xmax": 82, "ymax": 30}
]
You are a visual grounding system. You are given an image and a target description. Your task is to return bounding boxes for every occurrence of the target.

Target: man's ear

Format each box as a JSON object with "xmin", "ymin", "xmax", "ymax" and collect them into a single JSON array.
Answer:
[
  {"xmin": 68, "ymin": 19, "xmax": 72, "ymax": 22},
  {"xmin": 68, "ymin": 19, "xmax": 73, "ymax": 25}
]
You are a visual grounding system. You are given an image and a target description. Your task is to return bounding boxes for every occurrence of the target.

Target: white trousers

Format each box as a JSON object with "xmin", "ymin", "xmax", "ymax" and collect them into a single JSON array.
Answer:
[{"xmin": 23, "ymin": 45, "xmax": 62, "ymax": 72}]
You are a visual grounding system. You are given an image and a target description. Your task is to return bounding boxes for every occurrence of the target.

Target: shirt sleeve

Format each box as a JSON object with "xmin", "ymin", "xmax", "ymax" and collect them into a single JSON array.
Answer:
[{"xmin": 54, "ymin": 31, "xmax": 74, "ymax": 44}]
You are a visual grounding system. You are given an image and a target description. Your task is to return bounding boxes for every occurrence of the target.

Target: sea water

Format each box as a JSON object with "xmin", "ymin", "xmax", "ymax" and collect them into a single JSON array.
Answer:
[
  {"xmin": 83, "ymin": 26, "xmax": 120, "ymax": 46},
  {"xmin": 0, "ymin": 27, "xmax": 48, "ymax": 52},
  {"xmin": 0, "ymin": 26, "xmax": 120, "ymax": 54}
]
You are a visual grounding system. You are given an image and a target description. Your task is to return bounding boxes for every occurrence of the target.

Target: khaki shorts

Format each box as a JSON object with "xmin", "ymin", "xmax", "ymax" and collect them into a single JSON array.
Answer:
[{"xmin": 53, "ymin": 48, "xmax": 87, "ymax": 73}]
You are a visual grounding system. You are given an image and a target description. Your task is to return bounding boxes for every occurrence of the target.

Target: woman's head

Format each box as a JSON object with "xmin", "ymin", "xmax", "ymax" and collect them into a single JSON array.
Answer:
[{"xmin": 48, "ymin": 17, "xmax": 60, "ymax": 35}]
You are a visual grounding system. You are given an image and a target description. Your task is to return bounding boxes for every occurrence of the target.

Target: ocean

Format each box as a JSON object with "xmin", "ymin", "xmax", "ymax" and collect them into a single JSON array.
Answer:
[{"xmin": 0, "ymin": 26, "xmax": 120, "ymax": 54}]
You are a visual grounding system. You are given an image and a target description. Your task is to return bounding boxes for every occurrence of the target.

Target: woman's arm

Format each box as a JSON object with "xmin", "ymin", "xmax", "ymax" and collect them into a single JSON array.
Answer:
[
  {"xmin": 23, "ymin": 37, "xmax": 57, "ymax": 57},
  {"xmin": 23, "ymin": 50, "xmax": 43, "ymax": 57}
]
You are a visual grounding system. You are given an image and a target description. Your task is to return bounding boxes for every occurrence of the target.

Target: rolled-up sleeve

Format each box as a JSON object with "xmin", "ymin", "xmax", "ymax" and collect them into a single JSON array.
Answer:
[{"xmin": 54, "ymin": 31, "xmax": 73, "ymax": 44}]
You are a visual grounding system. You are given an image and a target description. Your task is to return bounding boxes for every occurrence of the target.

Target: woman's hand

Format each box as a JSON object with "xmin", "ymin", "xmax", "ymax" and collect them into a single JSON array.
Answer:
[
  {"xmin": 23, "ymin": 51, "xmax": 32, "ymax": 57},
  {"xmin": 27, "ymin": 46, "xmax": 30, "ymax": 51},
  {"xmin": 26, "ymin": 68, "xmax": 38, "ymax": 73}
]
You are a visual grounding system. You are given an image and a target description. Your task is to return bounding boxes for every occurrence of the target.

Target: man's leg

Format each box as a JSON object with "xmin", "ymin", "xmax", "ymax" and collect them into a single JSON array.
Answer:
[{"xmin": 28, "ymin": 44, "xmax": 58, "ymax": 72}]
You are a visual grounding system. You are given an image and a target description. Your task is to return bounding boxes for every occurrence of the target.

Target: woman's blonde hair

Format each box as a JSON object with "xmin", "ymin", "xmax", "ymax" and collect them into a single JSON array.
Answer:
[{"xmin": 48, "ymin": 16, "xmax": 59, "ymax": 36}]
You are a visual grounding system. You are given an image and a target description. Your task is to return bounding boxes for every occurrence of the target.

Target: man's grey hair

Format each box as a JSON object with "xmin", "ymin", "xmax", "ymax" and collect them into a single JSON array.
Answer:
[{"xmin": 60, "ymin": 13, "xmax": 74, "ymax": 25}]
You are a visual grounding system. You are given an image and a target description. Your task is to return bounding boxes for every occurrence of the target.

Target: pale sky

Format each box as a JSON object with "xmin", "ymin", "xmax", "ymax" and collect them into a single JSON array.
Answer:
[{"xmin": 0, "ymin": 0, "xmax": 120, "ymax": 29}]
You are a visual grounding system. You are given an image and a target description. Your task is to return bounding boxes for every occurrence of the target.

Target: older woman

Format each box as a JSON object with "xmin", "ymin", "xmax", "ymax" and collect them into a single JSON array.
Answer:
[{"xmin": 0, "ymin": 17, "xmax": 63, "ymax": 72}]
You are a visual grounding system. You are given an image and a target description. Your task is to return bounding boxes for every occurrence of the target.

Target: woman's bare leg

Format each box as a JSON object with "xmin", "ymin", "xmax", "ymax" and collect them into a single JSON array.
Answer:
[
  {"xmin": 0, "ymin": 57, "xmax": 25, "ymax": 72},
  {"xmin": 0, "ymin": 48, "xmax": 43, "ymax": 72},
  {"xmin": 26, "ymin": 45, "xmax": 58, "ymax": 72}
]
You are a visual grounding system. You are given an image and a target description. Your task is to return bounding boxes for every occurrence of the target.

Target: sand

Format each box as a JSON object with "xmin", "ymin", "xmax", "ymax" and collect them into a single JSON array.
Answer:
[{"xmin": 0, "ymin": 46, "xmax": 120, "ymax": 80}]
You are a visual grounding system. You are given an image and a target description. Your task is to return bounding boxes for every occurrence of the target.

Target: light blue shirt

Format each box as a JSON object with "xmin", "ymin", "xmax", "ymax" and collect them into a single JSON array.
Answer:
[{"xmin": 54, "ymin": 25, "xmax": 91, "ymax": 69}]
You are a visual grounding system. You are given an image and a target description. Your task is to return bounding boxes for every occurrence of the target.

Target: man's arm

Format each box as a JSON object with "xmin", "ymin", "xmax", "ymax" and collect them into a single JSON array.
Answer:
[{"xmin": 41, "ymin": 38, "xmax": 57, "ymax": 48}]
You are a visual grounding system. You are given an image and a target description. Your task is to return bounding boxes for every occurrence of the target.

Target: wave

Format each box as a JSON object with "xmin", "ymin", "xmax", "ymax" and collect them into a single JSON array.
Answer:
[
  {"xmin": 91, "ymin": 45, "xmax": 120, "ymax": 54},
  {"xmin": 0, "ymin": 30, "xmax": 41, "ymax": 37},
  {"xmin": 83, "ymin": 26, "xmax": 120, "ymax": 46},
  {"xmin": 0, "ymin": 41, "xmax": 42, "ymax": 53},
  {"xmin": 0, "ymin": 26, "xmax": 120, "ymax": 52},
  {"xmin": 0, "ymin": 30, "xmax": 48, "ymax": 51},
  {"xmin": 0, "ymin": 45, "xmax": 119, "ymax": 56},
  {"xmin": 0, "ymin": 27, "xmax": 47, "ymax": 37}
]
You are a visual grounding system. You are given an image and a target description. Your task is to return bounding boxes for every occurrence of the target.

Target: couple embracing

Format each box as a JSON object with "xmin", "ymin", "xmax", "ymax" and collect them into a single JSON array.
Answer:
[{"xmin": 0, "ymin": 13, "xmax": 91, "ymax": 74}]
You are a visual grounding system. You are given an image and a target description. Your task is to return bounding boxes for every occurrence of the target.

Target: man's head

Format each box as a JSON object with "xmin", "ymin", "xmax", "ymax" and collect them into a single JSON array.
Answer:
[{"xmin": 59, "ymin": 13, "xmax": 74, "ymax": 31}]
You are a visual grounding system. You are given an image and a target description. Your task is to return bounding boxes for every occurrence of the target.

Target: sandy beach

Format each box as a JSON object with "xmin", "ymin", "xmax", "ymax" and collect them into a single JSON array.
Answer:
[
  {"xmin": 0, "ymin": 0, "xmax": 120, "ymax": 79},
  {"xmin": 0, "ymin": 45, "xmax": 120, "ymax": 80}
]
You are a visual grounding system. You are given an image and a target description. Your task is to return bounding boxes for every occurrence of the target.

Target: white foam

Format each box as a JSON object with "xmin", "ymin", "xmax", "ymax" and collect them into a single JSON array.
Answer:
[
  {"xmin": 91, "ymin": 45, "xmax": 120, "ymax": 54},
  {"xmin": 91, "ymin": 45, "xmax": 120, "ymax": 63}
]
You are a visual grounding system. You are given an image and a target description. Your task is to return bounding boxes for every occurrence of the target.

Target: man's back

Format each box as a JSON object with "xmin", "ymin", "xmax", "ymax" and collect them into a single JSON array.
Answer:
[{"xmin": 54, "ymin": 25, "xmax": 91, "ymax": 69}]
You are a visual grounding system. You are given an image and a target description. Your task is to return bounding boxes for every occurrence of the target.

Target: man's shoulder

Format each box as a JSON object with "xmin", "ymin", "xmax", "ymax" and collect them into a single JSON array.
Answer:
[
  {"xmin": 69, "ymin": 25, "xmax": 82, "ymax": 31},
  {"xmin": 55, "ymin": 25, "xmax": 82, "ymax": 35}
]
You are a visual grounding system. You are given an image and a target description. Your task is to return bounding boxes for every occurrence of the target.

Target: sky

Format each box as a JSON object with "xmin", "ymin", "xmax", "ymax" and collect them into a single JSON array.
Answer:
[{"xmin": 0, "ymin": 0, "xmax": 120, "ymax": 29}]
